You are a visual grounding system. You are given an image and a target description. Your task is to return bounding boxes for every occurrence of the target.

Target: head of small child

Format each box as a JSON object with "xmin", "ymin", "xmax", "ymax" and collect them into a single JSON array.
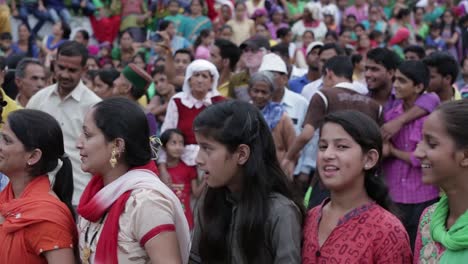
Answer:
[
  {"xmin": 430, "ymin": 23, "xmax": 441, "ymax": 38},
  {"xmin": 393, "ymin": 60, "xmax": 429, "ymax": 102},
  {"xmin": 193, "ymin": 100, "xmax": 300, "ymax": 262},
  {"xmin": 415, "ymin": 100, "xmax": 468, "ymax": 189},
  {"xmin": 161, "ymin": 129, "xmax": 185, "ymax": 161},
  {"xmin": 318, "ymin": 111, "xmax": 393, "ymax": 211}
]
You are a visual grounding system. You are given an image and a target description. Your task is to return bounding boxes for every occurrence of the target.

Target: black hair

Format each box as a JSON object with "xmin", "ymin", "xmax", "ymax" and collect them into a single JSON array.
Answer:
[
  {"xmin": 339, "ymin": 28, "xmax": 353, "ymax": 36},
  {"xmin": 76, "ymin": 29, "xmax": 90, "ymax": 41},
  {"xmin": 60, "ymin": 22, "xmax": 71, "ymax": 39},
  {"xmin": 85, "ymin": 69, "xmax": 98, "ymax": 81},
  {"xmin": 87, "ymin": 55, "xmax": 100, "ymax": 68},
  {"xmin": 423, "ymin": 51, "xmax": 459, "ymax": 84},
  {"xmin": 369, "ymin": 30, "xmax": 383, "ymax": 41},
  {"xmin": 325, "ymin": 30, "xmax": 338, "ymax": 41},
  {"xmin": 395, "ymin": 8, "xmax": 411, "ymax": 20},
  {"xmin": 346, "ymin": 14, "xmax": 357, "ymax": 21},
  {"xmin": 8, "ymin": 109, "xmax": 75, "ymax": 218},
  {"xmin": 271, "ymin": 42, "xmax": 289, "ymax": 59},
  {"xmin": 436, "ymin": 99, "xmax": 468, "ymax": 149},
  {"xmin": 366, "ymin": 47, "xmax": 401, "ymax": 70},
  {"xmin": 214, "ymin": 38, "xmax": 241, "ymax": 71},
  {"xmin": 57, "ymin": 41, "xmax": 89, "ymax": 67},
  {"xmin": 319, "ymin": 110, "xmax": 395, "ymax": 212},
  {"xmin": 132, "ymin": 51, "xmax": 147, "ymax": 65},
  {"xmin": 174, "ymin": 48, "xmax": 194, "ymax": 61},
  {"xmin": 319, "ymin": 43, "xmax": 345, "ymax": 56},
  {"xmin": 351, "ymin": 53, "xmax": 363, "ymax": 66},
  {"xmin": 0, "ymin": 32, "xmax": 11, "ymax": 40},
  {"xmin": 151, "ymin": 65, "xmax": 166, "ymax": 76},
  {"xmin": 17, "ymin": 23, "xmax": 36, "ymax": 58},
  {"xmin": 194, "ymin": 29, "xmax": 212, "ymax": 52},
  {"xmin": 441, "ymin": 10, "xmax": 457, "ymax": 36},
  {"xmin": 276, "ymin": 27, "xmax": 290, "ymax": 39},
  {"xmin": 160, "ymin": 128, "xmax": 184, "ymax": 147},
  {"xmin": 397, "ymin": 60, "xmax": 430, "ymax": 90},
  {"xmin": 159, "ymin": 19, "xmax": 173, "ymax": 31},
  {"xmin": 95, "ymin": 68, "xmax": 120, "ymax": 87},
  {"xmin": 93, "ymin": 97, "xmax": 151, "ymax": 167},
  {"xmin": 218, "ymin": 24, "xmax": 233, "ymax": 34},
  {"xmin": 354, "ymin": 23, "xmax": 365, "ymax": 31},
  {"xmin": 323, "ymin": 55, "xmax": 353, "ymax": 81},
  {"xmin": 429, "ymin": 22, "xmax": 442, "ymax": 31},
  {"xmin": 15, "ymin": 58, "xmax": 43, "ymax": 79},
  {"xmin": 404, "ymin": 45, "xmax": 426, "ymax": 60},
  {"xmin": 193, "ymin": 100, "xmax": 304, "ymax": 263},
  {"xmin": 120, "ymin": 29, "xmax": 134, "ymax": 41}
]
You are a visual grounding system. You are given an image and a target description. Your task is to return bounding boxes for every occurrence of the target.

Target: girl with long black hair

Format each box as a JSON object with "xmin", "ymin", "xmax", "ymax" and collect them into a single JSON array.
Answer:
[{"xmin": 189, "ymin": 100, "xmax": 304, "ymax": 263}]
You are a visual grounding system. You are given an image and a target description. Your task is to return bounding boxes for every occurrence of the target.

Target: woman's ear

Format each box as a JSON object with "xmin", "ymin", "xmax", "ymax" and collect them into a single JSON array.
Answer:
[
  {"xmin": 27, "ymin": 149, "xmax": 43, "ymax": 167},
  {"xmin": 236, "ymin": 144, "xmax": 250, "ymax": 166},
  {"xmin": 459, "ymin": 149, "xmax": 468, "ymax": 168},
  {"xmin": 363, "ymin": 149, "xmax": 379, "ymax": 170},
  {"xmin": 114, "ymin": 138, "xmax": 126, "ymax": 154}
]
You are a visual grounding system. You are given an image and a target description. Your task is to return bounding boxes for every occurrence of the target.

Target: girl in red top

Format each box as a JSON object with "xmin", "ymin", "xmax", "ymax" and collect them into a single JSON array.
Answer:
[
  {"xmin": 161, "ymin": 128, "xmax": 205, "ymax": 229},
  {"xmin": 302, "ymin": 111, "xmax": 412, "ymax": 263}
]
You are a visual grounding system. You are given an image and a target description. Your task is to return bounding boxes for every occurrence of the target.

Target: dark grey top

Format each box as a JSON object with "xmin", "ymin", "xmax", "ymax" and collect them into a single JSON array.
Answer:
[{"xmin": 189, "ymin": 192, "xmax": 302, "ymax": 264}]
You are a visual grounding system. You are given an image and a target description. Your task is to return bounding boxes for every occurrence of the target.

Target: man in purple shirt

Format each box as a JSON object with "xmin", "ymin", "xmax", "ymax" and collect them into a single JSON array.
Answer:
[{"xmin": 364, "ymin": 48, "xmax": 440, "ymax": 140}]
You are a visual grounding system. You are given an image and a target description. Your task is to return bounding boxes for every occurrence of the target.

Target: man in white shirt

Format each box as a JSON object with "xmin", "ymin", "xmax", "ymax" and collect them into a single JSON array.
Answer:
[
  {"xmin": 15, "ymin": 58, "xmax": 46, "ymax": 107},
  {"xmin": 27, "ymin": 41, "xmax": 102, "ymax": 206}
]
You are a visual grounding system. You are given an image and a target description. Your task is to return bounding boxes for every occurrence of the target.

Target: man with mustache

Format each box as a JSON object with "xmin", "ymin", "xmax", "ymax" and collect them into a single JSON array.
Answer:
[{"xmin": 27, "ymin": 41, "xmax": 102, "ymax": 207}]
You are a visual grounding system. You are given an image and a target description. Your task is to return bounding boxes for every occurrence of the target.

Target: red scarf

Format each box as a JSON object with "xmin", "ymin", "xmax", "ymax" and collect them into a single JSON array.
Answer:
[{"xmin": 77, "ymin": 162, "xmax": 159, "ymax": 264}]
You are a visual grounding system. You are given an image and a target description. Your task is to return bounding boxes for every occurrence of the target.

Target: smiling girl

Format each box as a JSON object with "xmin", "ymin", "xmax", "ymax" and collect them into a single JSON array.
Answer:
[
  {"xmin": 414, "ymin": 99, "xmax": 468, "ymax": 263},
  {"xmin": 189, "ymin": 100, "xmax": 303, "ymax": 263},
  {"xmin": 302, "ymin": 111, "xmax": 412, "ymax": 263}
]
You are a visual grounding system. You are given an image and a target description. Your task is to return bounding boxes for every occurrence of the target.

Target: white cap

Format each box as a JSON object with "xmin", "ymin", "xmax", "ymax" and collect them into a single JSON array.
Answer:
[
  {"xmin": 306, "ymin": 41, "xmax": 324, "ymax": 55},
  {"xmin": 258, "ymin": 53, "xmax": 288, "ymax": 74}
]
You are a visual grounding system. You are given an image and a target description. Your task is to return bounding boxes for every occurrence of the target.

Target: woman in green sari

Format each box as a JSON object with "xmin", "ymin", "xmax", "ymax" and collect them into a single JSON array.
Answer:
[
  {"xmin": 182, "ymin": 0, "xmax": 212, "ymax": 44},
  {"xmin": 414, "ymin": 100, "xmax": 468, "ymax": 263}
]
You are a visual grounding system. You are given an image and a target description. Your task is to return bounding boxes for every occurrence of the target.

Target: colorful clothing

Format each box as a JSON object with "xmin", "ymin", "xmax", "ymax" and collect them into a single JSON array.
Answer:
[
  {"xmin": 383, "ymin": 98, "xmax": 440, "ymax": 204},
  {"xmin": 43, "ymin": 35, "xmax": 67, "ymax": 51},
  {"xmin": 167, "ymin": 161, "xmax": 197, "ymax": 229},
  {"xmin": 77, "ymin": 162, "xmax": 190, "ymax": 264},
  {"xmin": 302, "ymin": 199, "xmax": 412, "ymax": 263},
  {"xmin": 226, "ymin": 19, "xmax": 255, "ymax": 46},
  {"xmin": 415, "ymin": 196, "xmax": 468, "ymax": 263},
  {"xmin": 91, "ymin": 0, "xmax": 121, "ymax": 43},
  {"xmin": 0, "ymin": 176, "xmax": 77, "ymax": 264},
  {"xmin": 182, "ymin": 15, "xmax": 212, "ymax": 43}
]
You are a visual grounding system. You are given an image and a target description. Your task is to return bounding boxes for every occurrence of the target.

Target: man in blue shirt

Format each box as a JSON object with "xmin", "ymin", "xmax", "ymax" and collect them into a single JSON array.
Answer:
[{"xmin": 288, "ymin": 41, "xmax": 323, "ymax": 94}]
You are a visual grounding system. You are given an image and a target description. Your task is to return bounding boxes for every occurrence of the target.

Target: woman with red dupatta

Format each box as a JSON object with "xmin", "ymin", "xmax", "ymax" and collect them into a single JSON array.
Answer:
[
  {"xmin": 0, "ymin": 109, "xmax": 77, "ymax": 264},
  {"xmin": 76, "ymin": 97, "xmax": 190, "ymax": 264}
]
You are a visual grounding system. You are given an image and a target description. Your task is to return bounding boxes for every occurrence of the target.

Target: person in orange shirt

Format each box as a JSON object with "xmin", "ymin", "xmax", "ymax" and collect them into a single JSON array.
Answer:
[{"xmin": 0, "ymin": 109, "xmax": 77, "ymax": 263}]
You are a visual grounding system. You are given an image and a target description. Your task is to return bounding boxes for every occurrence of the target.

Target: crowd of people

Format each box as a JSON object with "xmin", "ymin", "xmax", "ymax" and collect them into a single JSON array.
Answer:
[{"xmin": 0, "ymin": 0, "xmax": 468, "ymax": 263}]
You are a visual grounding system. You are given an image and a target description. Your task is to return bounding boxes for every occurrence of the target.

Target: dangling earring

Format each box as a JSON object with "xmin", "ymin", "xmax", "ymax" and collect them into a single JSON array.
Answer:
[{"xmin": 110, "ymin": 147, "xmax": 118, "ymax": 168}]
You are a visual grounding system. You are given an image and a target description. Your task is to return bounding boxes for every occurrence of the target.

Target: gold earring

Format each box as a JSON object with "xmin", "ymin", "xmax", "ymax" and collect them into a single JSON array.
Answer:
[{"xmin": 110, "ymin": 148, "xmax": 118, "ymax": 168}]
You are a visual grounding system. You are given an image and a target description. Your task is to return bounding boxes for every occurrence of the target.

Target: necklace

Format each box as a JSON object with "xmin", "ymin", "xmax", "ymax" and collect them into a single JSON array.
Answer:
[{"xmin": 82, "ymin": 213, "xmax": 107, "ymax": 264}]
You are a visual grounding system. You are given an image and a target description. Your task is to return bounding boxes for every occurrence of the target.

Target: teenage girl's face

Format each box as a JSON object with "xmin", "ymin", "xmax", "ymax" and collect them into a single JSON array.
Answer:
[
  {"xmin": 443, "ymin": 11, "xmax": 454, "ymax": 25},
  {"xmin": 317, "ymin": 122, "xmax": 375, "ymax": 192},
  {"xmin": 195, "ymin": 133, "xmax": 243, "ymax": 191},
  {"xmin": 165, "ymin": 133, "xmax": 184, "ymax": 160},
  {"xmin": 93, "ymin": 75, "xmax": 113, "ymax": 99},
  {"xmin": 76, "ymin": 109, "xmax": 115, "ymax": 175},
  {"xmin": 272, "ymin": 12, "xmax": 283, "ymax": 23},
  {"xmin": 133, "ymin": 56, "xmax": 146, "ymax": 70},
  {"xmin": 414, "ymin": 111, "xmax": 466, "ymax": 188}
]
